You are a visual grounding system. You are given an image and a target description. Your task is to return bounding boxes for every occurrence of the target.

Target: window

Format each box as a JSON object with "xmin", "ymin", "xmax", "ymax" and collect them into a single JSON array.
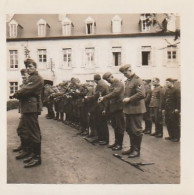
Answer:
[
  {"xmin": 85, "ymin": 47, "xmax": 95, "ymax": 67},
  {"xmin": 167, "ymin": 46, "xmax": 177, "ymax": 62},
  {"xmin": 62, "ymin": 17, "xmax": 72, "ymax": 35},
  {"xmin": 85, "ymin": 17, "xmax": 95, "ymax": 35},
  {"xmin": 9, "ymin": 50, "xmax": 18, "ymax": 69},
  {"xmin": 112, "ymin": 47, "xmax": 122, "ymax": 66},
  {"xmin": 112, "ymin": 15, "xmax": 122, "ymax": 33},
  {"xmin": 9, "ymin": 19, "xmax": 18, "ymax": 38},
  {"xmin": 141, "ymin": 46, "xmax": 151, "ymax": 66},
  {"xmin": 62, "ymin": 48, "xmax": 72, "ymax": 67},
  {"xmin": 9, "ymin": 82, "xmax": 18, "ymax": 94},
  {"xmin": 38, "ymin": 49, "xmax": 47, "ymax": 67},
  {"xmin": 38, "ymin": 24, "xmax": 46, "ymax": 36},
  {"xmin": 140, "ymin": 14, "xmax": 151, "ymax": 32},
  {"xmin": 62, "ymin": 23, "xmax": 71, "ymax": 35},
  {"xmin": 37, "ymin": 19, "xmax": 48, "ymax": 37}
]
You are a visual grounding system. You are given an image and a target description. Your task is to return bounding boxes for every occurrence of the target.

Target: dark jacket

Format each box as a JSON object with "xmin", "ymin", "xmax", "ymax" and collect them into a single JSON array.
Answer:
[
  {"xmin": 103, "ymin": 79, "xmax": 124, "ymax": 113},
  {"xmin": 162, "ymin": 86, "xmax": 181, "ymax": 111},
  {"xmin": 123, "ymin": 74, "xmax": 146, "ymax": 114},
  {"xmin": 149, "ymin": 85, "xmax": 164, "ymax": 109},
  {"xmin": 13, "ymin": 71, "xmax": 44, "ymax": 114}
]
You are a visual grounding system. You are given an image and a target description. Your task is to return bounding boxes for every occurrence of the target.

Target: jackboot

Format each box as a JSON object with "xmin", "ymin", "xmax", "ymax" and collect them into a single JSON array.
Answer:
[
  {"xmin": 112, "ymin": 133, "xmax": 123, "ymax": 151},
  {"xmin": 128, "ymin": 134, "xmax": 143, "ymax": 158},
  {"xmin": 24, "ymin": 143, "xmax": 41, "ymax": 168},
  {"xmin": 12, "ymin": 144, "xmax": 22, "ymax": 152},
  {"xmin": 122, "ymin": 135, "xmax": 134, "ymax": 155},
  {"xmin": 15, "ymin": 140, "xmax": 31, "ymax": 160}
]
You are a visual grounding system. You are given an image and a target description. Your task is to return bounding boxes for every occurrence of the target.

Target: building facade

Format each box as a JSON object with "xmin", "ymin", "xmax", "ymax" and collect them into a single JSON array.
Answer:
[{"xmin": 6, "ymin": 14, "xmax": 180, "ymax": 99}]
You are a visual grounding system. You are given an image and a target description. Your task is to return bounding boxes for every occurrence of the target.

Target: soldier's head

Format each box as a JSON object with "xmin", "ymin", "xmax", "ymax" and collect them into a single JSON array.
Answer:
[
  {"xmin": 151, "ymin": 77, "xmax": 160, "ymax": 86},
  {"xmin": 165, "ymin": 78, "xmax": 174, "ymax": 88},
  {"xmin": 24, "ymin": 58, "xmax": 37, "ymax": 75},
  {"xmin": 119, "ymin": 64, "xmax": 134, "ymax": 78},
  {"xmin": 94, "ymin": 74, "xmax": 101, "ymax": 83},
  {"xmin": 103, "ymin": 72, "xmax": 114, "ymax": 84},
  {"xmin": 20, "ymin": 69, "xmax": 29, "ymax": 81}
]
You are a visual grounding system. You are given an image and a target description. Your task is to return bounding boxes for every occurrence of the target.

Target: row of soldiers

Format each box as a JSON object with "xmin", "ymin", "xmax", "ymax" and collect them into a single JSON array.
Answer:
[{"xmin": 43, "ymin": 64, "xmax": 181, "ymax": 158}]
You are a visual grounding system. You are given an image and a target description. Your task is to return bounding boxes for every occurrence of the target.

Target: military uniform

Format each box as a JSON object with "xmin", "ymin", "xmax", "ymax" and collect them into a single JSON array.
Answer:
[
  {"xmin": 162, "ymin": 82, "xmax": 181, "ymax": 141},
  {"xmin": 13, "ymin": 66, "xmax": 44, "ymax": 167},
  {"xmin": 119, "ymin": 64, "xmax": 146, "ymax": 158},
  {"xmin": 102, "ymin": 72, "xmax": 125, "ymax": 150},
  {"xmin": 149, "ymin": 84, "xmax": 164, "ymax": 137},
  {"xmin": 143, "ymin": 81, "xmax": 152, "ymax": 134}
]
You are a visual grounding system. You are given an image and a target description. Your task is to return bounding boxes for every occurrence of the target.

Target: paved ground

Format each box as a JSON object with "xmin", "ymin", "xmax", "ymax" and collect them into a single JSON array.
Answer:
[{"xmin": 7, "ymin": 108, "xmax": 180, "ymax": 184}]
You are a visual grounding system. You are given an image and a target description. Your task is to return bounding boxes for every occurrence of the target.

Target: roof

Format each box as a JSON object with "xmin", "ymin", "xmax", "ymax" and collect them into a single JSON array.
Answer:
[{"xmin": 6, "ymin": 14, "xmax": 180, "ymax": 39}]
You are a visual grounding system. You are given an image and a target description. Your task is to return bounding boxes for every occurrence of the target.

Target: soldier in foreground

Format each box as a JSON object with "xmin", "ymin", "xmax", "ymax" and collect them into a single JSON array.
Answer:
[
  {"xmin": 12, "ymin": 59, "xmax": 44, "ymax": 168},
  {"xmin": 119, "ymin": 64, "xmax": 146, "ymax": 158}
]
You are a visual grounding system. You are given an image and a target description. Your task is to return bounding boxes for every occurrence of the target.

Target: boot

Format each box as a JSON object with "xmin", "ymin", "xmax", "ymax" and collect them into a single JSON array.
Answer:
[
  {"xmin": 112, "ymin": 134, "xmax": 123, "ymax": 151},
  {"xmin": 122, "ymin": 135, "xmax": 134, "ymax": 155},
  {"xmin": 24, "ymin": 143, "xmax": 41, "ymax": 168},
  {"xmin": 128, "ymin": 134, "xmax": 143, "ymax": 158},
  {"xmin": 12, "ymin": 144, "xmax": 22, "ymax": 152},
  {"xmin": 15, "ymin": 140, "xmax": 31, "ymax": 160}
]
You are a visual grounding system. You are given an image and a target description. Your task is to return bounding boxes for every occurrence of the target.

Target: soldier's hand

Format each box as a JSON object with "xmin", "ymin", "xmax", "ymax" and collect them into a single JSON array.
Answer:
[
  {"xmin": 76, "ymin": 89, "xmax": 80, "ymax": 93},
  {"xmin": 98, "ymin": 97, "xmax": 104, "ymax": 103},
  {"xmin": 123, "ymin": 97, "xmax": 131, "ymax": 103},
  {"xmin": 162, "ymin": 110, "xmax": 165, "ymax": 114},
  {"xmin": 84, "ymin": 96, "xmax": 88, "ymax": 99}
]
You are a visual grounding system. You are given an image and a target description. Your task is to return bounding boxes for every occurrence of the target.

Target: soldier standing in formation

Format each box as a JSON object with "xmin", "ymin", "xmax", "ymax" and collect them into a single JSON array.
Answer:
[
  {"xmin": 149, "ymin": 77, "xmax": 164, "ymax": 138},
  {"xmin": 12, "ymin": 59, "xmax": 44, "ymax": 168},
  {"xmin": 98, "ymin": 72, "xmax": 125, "ymax": 151},
  {"xmin": 162, "ymin": 78, "xmax": 181, "ymax": 142},
  {"xmin": 119, "ymin": 64, "xmax": 146, "ymax": 158}
]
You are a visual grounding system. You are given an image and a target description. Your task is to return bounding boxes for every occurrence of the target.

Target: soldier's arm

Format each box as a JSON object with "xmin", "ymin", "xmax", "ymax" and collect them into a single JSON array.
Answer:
[
  {"xmin": 103, "ymin": 81, "xmax": 124, "ymax": 100},
  {"xmin": 14, "ymin": 76, "xmax": 43, "ymax": 98}
]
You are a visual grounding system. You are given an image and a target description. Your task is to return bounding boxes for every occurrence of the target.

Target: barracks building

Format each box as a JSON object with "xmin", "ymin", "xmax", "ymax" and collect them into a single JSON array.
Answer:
[{"xmin": 6, "ymin": 14, "xmax": 180, "ymax": 99}]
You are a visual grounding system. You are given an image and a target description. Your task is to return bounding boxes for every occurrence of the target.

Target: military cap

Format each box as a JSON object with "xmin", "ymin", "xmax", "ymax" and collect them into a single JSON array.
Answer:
[
  {"xmin": 103, "ymin": 72, "xmax": 112, "ymax": 80},
  {"xmin": 24, "ymin": 58, "xmax": 37, "ymax": 68},
  {"xmin": 94, "ymin": 74, "xmax": 101, "ymax": 81},
  {"xmin": 166, "ymin": 78, "xmax": 174, "ymax": 83},
  {"xmin": 119, "ymin": 64, "xmax": 132, "ymax": 73}
]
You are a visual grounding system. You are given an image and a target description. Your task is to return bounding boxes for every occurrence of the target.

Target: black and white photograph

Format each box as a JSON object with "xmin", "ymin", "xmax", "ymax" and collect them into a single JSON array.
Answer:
[
  {"xmin": 6, "ymin": 13, "xmax": 181, "ymax": 184},
  {"xmin": 1, "ymin": 0, "xmax": 194, "ymax": 194}
]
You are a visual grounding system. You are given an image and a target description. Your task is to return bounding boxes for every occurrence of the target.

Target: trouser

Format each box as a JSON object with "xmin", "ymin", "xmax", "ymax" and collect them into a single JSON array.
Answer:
[
  {"xmin": 143, "ymin": 107, "xmax": 152, "ymax": 131},
  {"xmin": 165, "ymin": 110, "xmax": 180, "ymax": 140},
  {"xmin": 80, "ymin": 106, "xmax": 89, "ymax": 131},
  {"xmin": 47, "ymin": 102, "xmax": 55, "ymax": 117},
  {"xmin": 95, "ymin": 109, "xmax": 109, "ymax": 142},
  {"xmin": 89, "ymin": 112, "xmax": 97, "ymax": 136},
  {"xmin": 125, "ymin": 113, "xmax": 144, "ymax": 152},
  {"xmin": 110, "ymin": 110, "xmax": 125, "ymax": 146},
  {"xmin": 150, "ymin": 107, "xmax": 163, "ymax": 135}
]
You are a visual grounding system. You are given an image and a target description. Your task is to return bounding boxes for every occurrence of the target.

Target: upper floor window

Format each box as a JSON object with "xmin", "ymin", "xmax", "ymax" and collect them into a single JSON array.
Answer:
[
  {"xmin": 38, "ymin": 49, "xmax": 47, "ymax": 67},
  {"xmin": 62, "ymin": 17, "xmax": 73, "ymax": 36},
  {"xmin": 139, "ymin": 14, "xmax": 152, "ymax": 32},
  {"xmin": 9, "ymin": 50, "xmax": 18, "ymax": 69},
  {"xmin": 62, "ymin": 48, "xmax": 72, "ymax": 67},
  {"xmin": 167, "ymin": 45, "xmax": 177, "ymax": 62},
  {"xmin": 85, "ymin": 47, "xmax": 95, "ymax": 67},
  {"xmin": 9, "ymin": 19, "xmax": 18, "ymax": 38},
  {"xmin": 141, "ymin": 46, "xmax": 151, "ymax": 66},
  {"xmin": 111, "ymin": 15, "xmax": 122, "ymax": 33},
  {"xmin": 9, "ymin": 82, "xmax": 18, "ymax": 95},
  {"xmin": 112, "ymin": 47, "xmax": 122, "ymax": 66},
  {"xmin": 37, "ymin": 19, "xmax": 50, "ymax": 37},
  {"xmin": 85, "ymin": 17, "xmax": 96, "ymax": 35}
]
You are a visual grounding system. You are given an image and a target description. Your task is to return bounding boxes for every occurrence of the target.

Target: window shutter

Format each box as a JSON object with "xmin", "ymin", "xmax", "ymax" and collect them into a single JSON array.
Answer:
[
  {"xmin": 162, "ymin": 48, "xmax": 167, "ymax": 67},
  {"xmin": 137, "ymin": 47, "xmax": 141, "ymax": 67},
  {"xmin": 151, "ymin": 47, "xmax": 156, "ymax": 67},
  {"xmin": 176, "ymin": 46, "xmax": 180, "ymax": 66},
  {"xmin": 81, "ymin": 48, "xmax": 86, "ymax": 68}
]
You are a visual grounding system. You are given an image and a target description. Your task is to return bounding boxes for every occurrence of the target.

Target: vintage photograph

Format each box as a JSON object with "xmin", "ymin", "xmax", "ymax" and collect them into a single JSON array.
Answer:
[{"xmin": 6, "ymin": 13, "xmax": 180, "ymax": 184}]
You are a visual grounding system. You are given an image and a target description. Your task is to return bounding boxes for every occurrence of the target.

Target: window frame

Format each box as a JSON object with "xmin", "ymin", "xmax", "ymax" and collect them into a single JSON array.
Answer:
[
  {"xmin": 167, "ymin": 45, "xmax": 177, "ymax": 63},
  {"xmin": 85, "ymin": 47, "xmax": 95, "ymax": 67},
  {"xmin": 9, "ymin": 81, "xmax": 18, "ymax": 95},
  {"xmin": 62, "ymin": 48, "xmax": 72, "ymax": 68},
  {"xmin": 37, "ymin": 49, "xmax": 47, "ymax": 69},
  {"xmin": 9, "ymin": 50, "xmax": 19, "ymax": 69},
  {"xmin": 141, "ymin": 46, "xmax": 152, "ymax": 66}
]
